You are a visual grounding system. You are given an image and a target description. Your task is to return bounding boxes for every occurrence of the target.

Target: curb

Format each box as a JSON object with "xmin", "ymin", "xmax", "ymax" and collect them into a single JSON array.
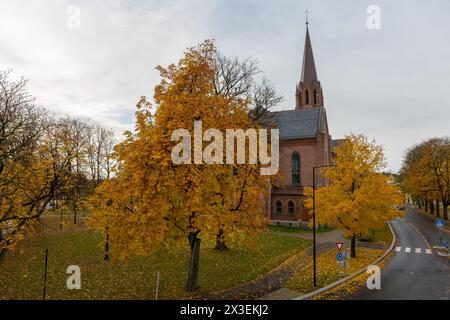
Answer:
[
  {"xmin": 293, "ymin": 221, "xmax": 396, "ymax": 300},
  {"xmin": 433, "ymin": 246, "xmax": 450, "ymax": 257}
]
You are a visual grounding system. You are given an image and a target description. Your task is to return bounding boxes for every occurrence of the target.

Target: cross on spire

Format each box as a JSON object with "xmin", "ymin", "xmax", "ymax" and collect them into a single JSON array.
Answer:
[{"xmin": 295, "ymin": 17, "xmax": 323, "ymax": 109}]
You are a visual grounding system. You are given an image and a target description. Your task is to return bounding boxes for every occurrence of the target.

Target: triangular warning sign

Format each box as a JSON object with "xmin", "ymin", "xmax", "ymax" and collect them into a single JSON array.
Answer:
[{"xmin": 336, "ymin": 242, "xmax": 344, "ymax": 251}]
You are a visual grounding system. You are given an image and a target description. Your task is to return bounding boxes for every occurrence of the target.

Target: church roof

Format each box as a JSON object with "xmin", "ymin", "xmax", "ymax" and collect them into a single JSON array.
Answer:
[
  {"xmin": 300, "ymin": 27, "xmax": 319, "ymax": 83},
  {"xmin": 268, "ymin": 107, "xmax": 326, "ymax": 140}
]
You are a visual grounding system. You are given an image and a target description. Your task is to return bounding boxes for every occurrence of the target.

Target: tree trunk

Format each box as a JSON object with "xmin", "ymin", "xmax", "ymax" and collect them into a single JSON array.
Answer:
[
  {"xmin": 430, "ymin": 200, "xmax": 435, "ymax": 215},
  {"xmin": 351, "ymin": 234, "xmax": 356, "ymax": 258},
  {"xmin": 443, "ymin": 200, "xmax": 448, "ymax": 221},
  {"xmin": 214, "ymin": 227, "xmax": 228, "ymax": 251},
  {"xmin": 0, "ymin": 229, "xmax": 6, "ymax": 264},
  {"xmin": 73, "ymin": 199, "xmax": 78, "ymax": 225},
  {"xmin": 425, "ymin": 200, "xmax": 428, "ymax": 212},
  {"xmin": 418, "ymin": 200, "xmax": 422, "ymax": 209},
  {"xmin": 0, "ymin": 248, "xmax": 7, "ymax": 264},
  {"xmin": 104, "ymin": 228, "xmax": 110, "ymax": 261},
  {"xmin": 186, "ymin": 231, "xmax": 201, "ymax": 292},
  {"xmin": 436, "ymin": 200, "xmax": 440, "ymax": 217}
]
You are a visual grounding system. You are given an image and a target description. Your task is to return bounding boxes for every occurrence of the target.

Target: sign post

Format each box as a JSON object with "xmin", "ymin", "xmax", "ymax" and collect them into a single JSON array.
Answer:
[
  {"xmin": 336, "ymin": 242, "xmax": 345, "ymax": 274},
  {"xmin": 436, "ymin": 219, "xmax": 444, "ymax": 246},
  {"xmin": 155, "ymin": 271, "xmax": 160, "ymax": 300}
]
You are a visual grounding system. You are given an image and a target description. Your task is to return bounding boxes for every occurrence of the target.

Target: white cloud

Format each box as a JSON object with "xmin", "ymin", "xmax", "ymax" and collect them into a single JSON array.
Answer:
[{"xmin": 1, "ymin": 0, "xmax": 449, "ymax": 171}]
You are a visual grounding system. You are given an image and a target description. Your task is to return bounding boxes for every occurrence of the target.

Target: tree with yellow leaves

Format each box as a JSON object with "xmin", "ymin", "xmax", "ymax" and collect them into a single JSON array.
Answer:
[
  {"xmin": 401, "ymin": 137, "xmax": 449, "ymax": 219},
  {"xmin": 0, "ymin": 70, "xmax": 82, "ymax": 261},
  {"xmin": 88, "ymin": 40, "xmax": 272, "ymax": 292},
  {"xmin": 304, "ymin": 134, "xmax": 403, "ymax": 258}
]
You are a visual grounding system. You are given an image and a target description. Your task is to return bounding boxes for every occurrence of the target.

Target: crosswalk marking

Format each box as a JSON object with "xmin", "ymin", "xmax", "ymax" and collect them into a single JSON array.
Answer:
[{"xmin": 394, "ymin": 246, "xmax": 433, "ymax": 255}]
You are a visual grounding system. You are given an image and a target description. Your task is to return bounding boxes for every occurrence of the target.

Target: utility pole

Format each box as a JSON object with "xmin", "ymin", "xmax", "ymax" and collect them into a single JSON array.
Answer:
[{"xmin": 312, "ymin": 164, "xmax": 336, "ymax": 287}]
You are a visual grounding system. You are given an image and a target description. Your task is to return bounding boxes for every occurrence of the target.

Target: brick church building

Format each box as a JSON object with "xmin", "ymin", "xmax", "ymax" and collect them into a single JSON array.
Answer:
[{"xmin": 268, "ymin": 25, "xmax": 344, "ymax": 227}]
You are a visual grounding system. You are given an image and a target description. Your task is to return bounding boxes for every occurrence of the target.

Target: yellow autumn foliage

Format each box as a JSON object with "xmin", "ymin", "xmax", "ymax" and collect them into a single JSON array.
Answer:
[
  {"xmin": 304, "ymin": 134, "xmax": 403, "ymax": 256},
  {"xmin": 88, "ymin": 40, "xmax": 272, "ymax": 266}
]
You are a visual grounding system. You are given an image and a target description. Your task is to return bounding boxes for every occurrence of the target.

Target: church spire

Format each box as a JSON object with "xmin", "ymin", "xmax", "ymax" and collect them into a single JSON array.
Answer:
[
  {"xmin": 301, "ymin": 27, "xmax": 318, "ymax": 83},
  {"xmin": 296, "ymin": 18, "xmax": 323, "ymax": 109}
]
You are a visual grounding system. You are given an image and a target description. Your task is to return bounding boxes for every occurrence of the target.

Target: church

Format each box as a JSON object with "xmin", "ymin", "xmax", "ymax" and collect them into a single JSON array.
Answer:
[{"xmin": 268, "ymin": 24, "xmax": 344, "ymax": 227}]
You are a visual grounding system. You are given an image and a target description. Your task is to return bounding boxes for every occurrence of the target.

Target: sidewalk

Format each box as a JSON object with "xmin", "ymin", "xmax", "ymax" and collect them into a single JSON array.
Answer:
[
  {"xmin": 409, "ymin": 204, "xmax": 450, "ymax": 233},
  {"xmin": 271, "ymin": 229, "xmax": 345, "ymax": 243},
  {"xmin": 271, "ymin": 228, "xmax": 380, "ymax": 249},
  {"xmin": 200, "ymin": 241, "xmax": 336, "ymax": 300}
]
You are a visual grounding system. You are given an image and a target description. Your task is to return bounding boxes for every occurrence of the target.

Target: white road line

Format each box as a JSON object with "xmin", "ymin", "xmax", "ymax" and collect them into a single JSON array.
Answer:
[
  {"xmin": 407, "ymin": 222, "xmax": 431, "ymax": 249},
  {"xmin": 426, "ymin": 249, "xmax": 432, "ymax": 254},
  {"xmin": 415, "ymin": 248, "xmax": 421, "ymax": 254},
  {"xmin": 395, "ymin": 246, "xmax": 401, "ymax": 252},
  {"xmin": 405, "ymin": 247, "xmax": 411, "ymax": 253}
]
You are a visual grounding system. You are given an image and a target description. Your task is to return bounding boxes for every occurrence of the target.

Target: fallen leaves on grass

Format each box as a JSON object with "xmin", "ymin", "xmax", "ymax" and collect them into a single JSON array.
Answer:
[
  {"xmin": 286, "ymin": 247, "xmax": 384, "ymax": 296},
  {"xmin": 0, "ymin": 218, "xmax": 311, "ymax": 300},
  {"xmin": 312, "ymin": 251, "xmax": 393, "ymax": 300}
]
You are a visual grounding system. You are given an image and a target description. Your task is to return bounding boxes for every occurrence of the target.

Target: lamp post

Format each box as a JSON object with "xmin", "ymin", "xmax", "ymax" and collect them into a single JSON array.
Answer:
[{"xmin": 312, "ymin": 164, "xmax": 336, "ymax": 287}]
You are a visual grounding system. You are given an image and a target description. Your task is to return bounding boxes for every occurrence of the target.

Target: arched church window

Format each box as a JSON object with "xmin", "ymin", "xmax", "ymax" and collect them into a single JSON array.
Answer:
[
  {"xmin": 314, "ymin": 90, "xmax": 317, "ymax": 105},
  {"xmin": 288, "ymin": 201, "xmax": 295, "ymax": 215},
  {"xmin": 275, "ymin": 201, "xmax": 283, "ymax": 215},
  {"xmin": 305, "ymin": 90, "xmax": 309, "ymax": 104},
  {"xmin": 292, "ymin": 152, "xmax": 301, "ymax": 185}
]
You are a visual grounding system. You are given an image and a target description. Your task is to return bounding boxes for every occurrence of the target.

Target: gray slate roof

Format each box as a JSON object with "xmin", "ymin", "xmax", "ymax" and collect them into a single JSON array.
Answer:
[{"xmin": 267, "ymin": 107, "xmax": 325, "ymax": 140}]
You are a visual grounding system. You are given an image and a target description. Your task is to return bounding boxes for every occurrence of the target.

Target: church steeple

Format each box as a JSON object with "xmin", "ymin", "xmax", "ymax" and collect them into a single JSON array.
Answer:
[{"xmin": 296, "ymin": 21, "xmax": 324, "ymax": 109}]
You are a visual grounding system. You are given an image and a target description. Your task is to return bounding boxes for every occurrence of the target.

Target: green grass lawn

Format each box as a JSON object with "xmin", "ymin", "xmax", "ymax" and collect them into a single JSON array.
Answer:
[
  {"xmin": 0, "ymin": 217, "xmax": 311, "ymax": 300},
  {"xmin": 358, "ymin": 223, "xmax": 393, "ymax": 246},
  {"xmin": 269, "ymin": 225, "xmax": 334, "ymax": 234}
]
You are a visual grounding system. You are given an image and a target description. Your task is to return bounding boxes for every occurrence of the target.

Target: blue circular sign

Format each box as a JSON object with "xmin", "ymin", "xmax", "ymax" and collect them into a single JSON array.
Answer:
[
  {"xmin": 436, "ymin": 219, "xmax": 444, "ymax": 228},
  {"xmin": 336, "ymin": 252, "xmax": 344, "ymax": 262}
]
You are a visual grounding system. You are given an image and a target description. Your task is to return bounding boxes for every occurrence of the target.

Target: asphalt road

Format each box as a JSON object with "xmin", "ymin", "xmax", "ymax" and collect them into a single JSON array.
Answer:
[{"xmin": 351, "ymin": 205, "xmax": 450, "ymax": 300}]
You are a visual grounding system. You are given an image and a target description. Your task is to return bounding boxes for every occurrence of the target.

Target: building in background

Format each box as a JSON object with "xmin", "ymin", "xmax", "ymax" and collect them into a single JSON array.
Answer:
[{"xmin": 268, "ymin": 24, "xmax": 344, "ymax": 227}]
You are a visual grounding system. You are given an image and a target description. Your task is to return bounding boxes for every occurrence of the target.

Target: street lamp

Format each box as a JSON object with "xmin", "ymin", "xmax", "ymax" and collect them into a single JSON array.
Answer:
[{"xmin": 312, "ymin": 164, "xmax": 336, "ymax": 287}]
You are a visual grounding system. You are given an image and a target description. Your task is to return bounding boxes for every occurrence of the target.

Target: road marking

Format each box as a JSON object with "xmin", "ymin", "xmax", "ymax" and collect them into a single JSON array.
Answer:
[
  {"xmin": 405, "ymin": 247, "xmax": 411, "ymax": 253},
  {"xmin": 407, "ymin": 222, "xmax": 431, "ymax": 249},
  {"xmin": 415, "ymin": 248, "xmax": 421, "ymax": 254},
  {"xmin": 395, "ymin": 246, "xmax": 401, "ymax": 252},
  {"xmin": 425, "ymin": 249, "xmax": 432, "ymax": 254}
]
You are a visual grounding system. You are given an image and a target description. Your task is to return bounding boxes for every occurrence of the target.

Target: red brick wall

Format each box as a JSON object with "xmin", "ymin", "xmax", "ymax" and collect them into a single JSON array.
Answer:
[{"xmin": 270, "ymin": 133, "xmax": 330, "ymax": 222}]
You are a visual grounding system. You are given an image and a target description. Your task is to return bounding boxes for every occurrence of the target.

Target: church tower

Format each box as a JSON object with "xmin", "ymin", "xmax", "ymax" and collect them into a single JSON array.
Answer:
[{"xmin": 295, "ymin": 23, "xmax": 324, "ymax": 109}]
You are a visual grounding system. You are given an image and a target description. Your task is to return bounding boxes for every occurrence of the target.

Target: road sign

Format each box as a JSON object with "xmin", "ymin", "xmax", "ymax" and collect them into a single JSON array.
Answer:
[
  {"xmin": 336, "ymin": 252, "xmax": 344, "ymax": 262},
  {"xmin": 336, "ymin": 242, "xmax": 344, "ymax": 251},
  {"xmin": 436, "ymin": 219, "xmax": 444, "ymax": 228}
]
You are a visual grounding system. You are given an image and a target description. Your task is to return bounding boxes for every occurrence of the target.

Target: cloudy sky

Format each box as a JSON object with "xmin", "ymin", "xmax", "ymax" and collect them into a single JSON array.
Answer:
[{"xmin": 1, "ymin": 0, "xmax": 449, "ymax": 172}]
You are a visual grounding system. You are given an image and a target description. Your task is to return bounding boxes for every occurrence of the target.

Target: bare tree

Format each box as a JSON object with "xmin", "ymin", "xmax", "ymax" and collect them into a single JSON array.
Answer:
[
  {"xmin": 0, "ymin": 70, "xmax": 75, "ymax": 260},
  {"xmin": 212, "ymin": 53, "xmax": 283, "ymax": 251},
  {"xmin": 86, "ymin": 124, "xmax": 117, "ymax": 185},
  {"xmin": 213, "ymin": 52, "xmax": 282, "ymax": 127}
]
